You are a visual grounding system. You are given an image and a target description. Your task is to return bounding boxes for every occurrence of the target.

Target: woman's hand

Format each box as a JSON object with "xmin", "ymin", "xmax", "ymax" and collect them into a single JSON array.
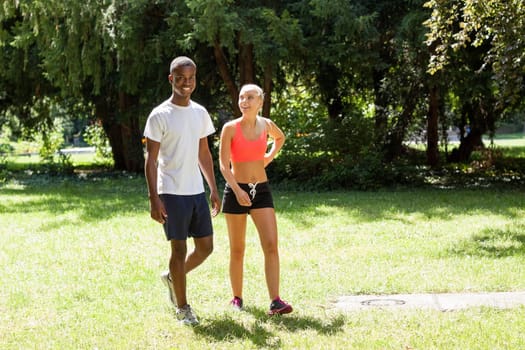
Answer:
[{"xmin": 235, "ymin": 189, "xmax": 252, "ymax": 207}]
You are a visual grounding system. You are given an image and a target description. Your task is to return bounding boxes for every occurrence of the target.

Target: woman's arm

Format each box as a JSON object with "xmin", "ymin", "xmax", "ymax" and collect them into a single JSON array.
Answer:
[{"xmin": 264, "ymin": 118, "xmax": 286, "ymax": 168}]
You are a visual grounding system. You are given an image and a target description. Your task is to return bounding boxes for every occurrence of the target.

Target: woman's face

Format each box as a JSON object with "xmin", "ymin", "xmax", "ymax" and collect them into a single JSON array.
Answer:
[{"xmin": 238, "ymin": 88, "xmax": 263, "ymax": 114}]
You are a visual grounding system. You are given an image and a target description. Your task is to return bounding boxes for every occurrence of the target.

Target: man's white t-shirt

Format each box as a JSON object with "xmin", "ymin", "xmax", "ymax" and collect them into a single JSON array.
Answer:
[{"xmin": 144, "ymin": 99, "xmax": 215, "ymax": 195}]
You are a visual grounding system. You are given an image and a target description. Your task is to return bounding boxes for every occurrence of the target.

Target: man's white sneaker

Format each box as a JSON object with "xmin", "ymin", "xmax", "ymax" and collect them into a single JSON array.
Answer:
[
  {"xmin": 160, "ymin": 271, "xmax": 176, "ymax": 306},
  {"xmin": 176, "ymin": 304, "xmax": 199, "ymax": 325}
]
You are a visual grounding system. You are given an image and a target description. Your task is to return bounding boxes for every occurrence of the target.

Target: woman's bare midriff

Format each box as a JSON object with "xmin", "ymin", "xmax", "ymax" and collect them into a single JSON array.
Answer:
[{"xmin": 231, "ymin": 160, "xmax": 268, "ymax": 184}]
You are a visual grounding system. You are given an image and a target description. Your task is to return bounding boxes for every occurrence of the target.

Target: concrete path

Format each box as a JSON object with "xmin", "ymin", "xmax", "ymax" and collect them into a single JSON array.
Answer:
[{"xmin": 333, "ymin": 291, "xmax": 525, "ymax": 312}]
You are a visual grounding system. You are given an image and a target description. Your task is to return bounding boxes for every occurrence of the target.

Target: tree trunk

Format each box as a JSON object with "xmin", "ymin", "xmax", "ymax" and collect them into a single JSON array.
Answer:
[
  {"xmin": 317, "ymin": 63, "xmax": 344, "ymax": 121},
  {"xmin": 96, "ymin": 93, "xmax": 144, "ymax": 172},
  {"xmin": 385, "ymin": 88, "xmax": 417, "ymax": 162},
  {"xmin": 447, "ymin": 102, "xmax": 485, "ymax": 163},
  {"xmin": 448, "ymin": 130, "xmax": 483, "ymax": 163},
  {"xmin": 238, "ymin": 40, "xmax": 254, "ymax": 85},
  {"xmin": 213, "ymin": 39, "xmax": 240, "ymax": 116},
  {"xmin": 213, "ymin": 37, "xmax": 260, "ymax": 118},
  {"xmin": 373, "ymin": 69, "xmax": 388, "ymax": 148},
  {"xmin": 426, "ymin": 84, "xmax": 440, "ymax": 167},
  {"xmin": 262, "ymin": 64, "xmax": 273, "ymax": 118}
]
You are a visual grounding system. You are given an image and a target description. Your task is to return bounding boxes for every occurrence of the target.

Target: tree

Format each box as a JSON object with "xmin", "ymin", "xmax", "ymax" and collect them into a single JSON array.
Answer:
[
  {"xmin": 1, "ymin": 0, "xmax": 187, "ymax": 172},
  {"xmin": 287, "ymin": 0, "xmax": 377, "ymax": 122},
  {"xmin": 425, "ymin": 0, "xmax": 525, "ymax": 161},
  {"xmin": 372, "ymin": 3, "xmax": 435, "ymax": 163},
  {"xmin": 0, "ymin": 4, "xmax": 58, "ymax": 139},
  {"xmin": 426, "ymin": 0, "xmax": 525, "ymax": 105},
  {"xmin": 181, "ymin": 0, "xmax": 303, "ymax": 119}
]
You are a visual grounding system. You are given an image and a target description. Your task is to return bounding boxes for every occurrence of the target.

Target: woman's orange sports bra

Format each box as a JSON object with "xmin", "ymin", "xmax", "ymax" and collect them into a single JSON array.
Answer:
[{"xmin": 230, "ymin": 121, "xmax": 267, "ymax": 162}]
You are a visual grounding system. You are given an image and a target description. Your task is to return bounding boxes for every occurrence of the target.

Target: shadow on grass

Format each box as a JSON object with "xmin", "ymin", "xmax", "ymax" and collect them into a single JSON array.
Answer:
[
  {"xmin": 0, "ymin": 174, "xmax": 148, "ymax": 224},
  {"xmin": 194, "ymin": 307, "xmax": 345, "ymax": 348},
  {"xmin": 276, "ymin": 188, "xmax": 525, "ymax": 229},
  {"xmin": 449, "ymin": 224, "xmax": 525, "ymax": 257},
  {"xmin": 2, "ymin": 173, "xmax": 524, "ymax": 229}
]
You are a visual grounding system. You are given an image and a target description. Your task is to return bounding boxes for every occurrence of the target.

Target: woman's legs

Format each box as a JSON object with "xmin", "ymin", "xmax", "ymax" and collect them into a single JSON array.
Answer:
[
  {"xmin": 250, "ymin": 208, "xmax": 280, "ymax": 300},
  {"xmin": 225, "ymin": 213, "xmax": 248, "ymax": 299}
]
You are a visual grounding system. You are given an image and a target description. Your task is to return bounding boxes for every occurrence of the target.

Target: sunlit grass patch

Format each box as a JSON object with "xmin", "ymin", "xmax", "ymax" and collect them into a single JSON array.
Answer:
[{"xmin": 2, "ymin": 176, "xmax": 525, "ymax": 349}]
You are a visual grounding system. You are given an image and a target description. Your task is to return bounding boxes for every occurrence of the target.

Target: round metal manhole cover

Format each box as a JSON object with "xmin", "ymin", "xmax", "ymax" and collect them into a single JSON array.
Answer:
[{"xmin": 361, "ymin": 299, "xmax": 406, "ymax": 306}]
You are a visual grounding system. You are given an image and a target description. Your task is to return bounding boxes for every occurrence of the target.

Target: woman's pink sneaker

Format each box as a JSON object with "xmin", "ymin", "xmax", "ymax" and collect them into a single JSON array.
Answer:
[{"xmin": 268, "ymin": 297, "xmax": 293, "ymax": 315}]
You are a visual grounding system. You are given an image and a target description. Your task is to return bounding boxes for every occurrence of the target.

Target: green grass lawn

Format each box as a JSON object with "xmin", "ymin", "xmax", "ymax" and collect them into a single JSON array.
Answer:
[
  {"xmin": 483, "ymin": 133, "xmax": 525, "ymax": 158},
  {"xmin": 1, "ymin": 175, "xmax": 525, "ymax": 349}
]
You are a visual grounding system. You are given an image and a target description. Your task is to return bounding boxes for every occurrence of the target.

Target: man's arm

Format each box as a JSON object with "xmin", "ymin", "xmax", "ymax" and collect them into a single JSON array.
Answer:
[
  {"xmin": 144, "ymin": 138, "xmax": 167, "ymax": 223},
  {"xmin": 198, "ymin": 137, "xmax": 221, "ymax": 217}
]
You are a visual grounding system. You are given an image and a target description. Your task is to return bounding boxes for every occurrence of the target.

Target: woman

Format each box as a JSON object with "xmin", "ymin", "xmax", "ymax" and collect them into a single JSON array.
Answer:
[{"xmin": 219, "ymin": 84, "xmax": 292, "ymax": 315}]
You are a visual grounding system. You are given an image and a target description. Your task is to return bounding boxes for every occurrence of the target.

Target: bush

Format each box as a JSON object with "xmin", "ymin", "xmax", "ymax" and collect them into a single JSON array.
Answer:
[
  {"xmin": 268, "ymin": 110, "xmax": 395, "ymax": 190},
  {"xmin": 83, "ymin": 123, "xmax": 112, "ymax": 161},
  {"xmin": 0, "ymin": 143, "xmax": 14, "ymax": 165},
  {"xmin": 0, "ymin": 143, "xmax": 14, "ymax": 182}
]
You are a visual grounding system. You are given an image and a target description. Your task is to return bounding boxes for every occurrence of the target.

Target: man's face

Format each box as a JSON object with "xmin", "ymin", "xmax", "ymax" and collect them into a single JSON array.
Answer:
[{"xmin": 169, "ymin": 65, "xmax": 196, "ymax": 99}]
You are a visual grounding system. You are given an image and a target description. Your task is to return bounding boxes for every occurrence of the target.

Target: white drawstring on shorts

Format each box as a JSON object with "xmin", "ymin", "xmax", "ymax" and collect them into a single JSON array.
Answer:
[{"xmin": 248, "ymin": 182, "xmax": 258, "ymax": 200}]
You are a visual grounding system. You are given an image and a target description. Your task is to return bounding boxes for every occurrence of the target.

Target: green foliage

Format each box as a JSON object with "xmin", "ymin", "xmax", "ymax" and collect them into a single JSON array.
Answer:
[
  {"xmin": 83, "ymin": 123, "xmax": 112, "ymax": 161},
  {"xmin": 43, "ymin": 152, "xmax": 74, "ymax": 176},
  {"xmin": 424, "ymin": 0, "xmax": 525, "ymax": 109},
  {"xmin": 267, "ymin": 81, "xmax": 419, "ymax": 190},
  {"xmin": 270, "ymin": 109, "xmax": 388, "ymax": 190},
  {"xmin": 0, "ymin": 143, "xmax": 14, "ymax": 181},
  {"xmin": 269, "ymin": 128, "xmax": 525, "ymax": 190},
  {"xmin": 184, "ymin": 0, "xmax": 239, "ymax": 49},
  {"xmin": 31, "ymin": 117, "xmax": 74, "ymax": 175},
  {"xmin": 2, "ymin": 0, "xmax": 525, "ymax": 177},
  {"xmin": 0, "ymin": 142, "xmax": 14, "ymax": 160},
  {"xmin": 37, "ymin": 132, "xmax": 62, "ymax": 161},
  {"xmin": 1, "ymin": 0, "xmax": 184, "ymax": 172}
]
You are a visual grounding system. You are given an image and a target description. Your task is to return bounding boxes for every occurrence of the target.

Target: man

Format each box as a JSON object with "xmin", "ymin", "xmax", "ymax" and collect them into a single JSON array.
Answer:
[{"xmin": 144, "ymin": 56, "xmax": 221, "ymax": 325}]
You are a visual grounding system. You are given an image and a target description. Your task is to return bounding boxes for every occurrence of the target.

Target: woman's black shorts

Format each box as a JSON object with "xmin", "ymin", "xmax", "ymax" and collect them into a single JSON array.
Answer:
[{"xmin": 222, "ymin": 182, "xmax": 274, "ymax": 214}]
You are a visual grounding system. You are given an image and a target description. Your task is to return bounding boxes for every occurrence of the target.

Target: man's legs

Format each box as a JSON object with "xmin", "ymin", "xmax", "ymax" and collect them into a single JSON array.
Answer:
[
  {"xmin": 185, "ymin": 235, "xmax": 213, "ymax": 273},
  {"xmin": 169, "ymin": 239, "xmax": 188, "ymax": 308},
  {"xmin": 169, "ymin": 235, "xmax": 213, "ymax": 307}
]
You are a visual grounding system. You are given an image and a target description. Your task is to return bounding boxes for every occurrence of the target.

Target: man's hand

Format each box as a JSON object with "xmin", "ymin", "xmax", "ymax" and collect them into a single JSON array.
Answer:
[
  {"xmin": 209, "ymin": 190, "xmax": 221, "ymax": 217},
  {"xmin": 149, "ymin": 196, "xmax": 167, "ymax": 224}
]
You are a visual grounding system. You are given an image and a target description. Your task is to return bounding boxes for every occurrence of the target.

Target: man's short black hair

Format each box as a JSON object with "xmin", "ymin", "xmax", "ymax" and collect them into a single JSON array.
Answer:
[{"xmin": 170, "ymin": 56, "xmax": 196, "ymax": 73}]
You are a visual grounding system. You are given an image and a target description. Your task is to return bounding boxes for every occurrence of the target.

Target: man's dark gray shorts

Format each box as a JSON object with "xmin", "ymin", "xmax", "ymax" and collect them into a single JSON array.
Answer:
[{"xmin": 160, "ymin": 192, "xmax": 213, "ymax": 240}]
